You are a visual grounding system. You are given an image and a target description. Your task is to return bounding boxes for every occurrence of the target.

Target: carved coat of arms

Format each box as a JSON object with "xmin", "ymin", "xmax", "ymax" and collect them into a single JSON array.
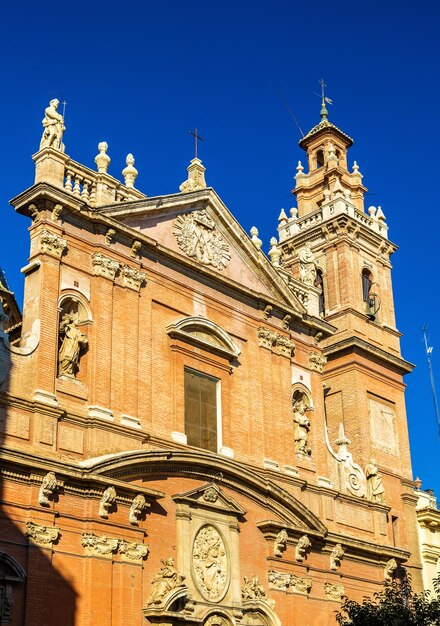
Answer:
[
  {"xmin": 192, "ymin": 525, "xmax": 228, "ymax": 601},
  {"xmin": 173, "ymin": 210, "xmax": 231, "ymax": 270}
]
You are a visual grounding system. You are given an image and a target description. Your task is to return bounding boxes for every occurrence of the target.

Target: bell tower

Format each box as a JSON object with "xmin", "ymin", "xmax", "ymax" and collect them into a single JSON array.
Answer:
[{"xmin": 276, "ymin": 102, "xmax": 418, "ymax": 558}]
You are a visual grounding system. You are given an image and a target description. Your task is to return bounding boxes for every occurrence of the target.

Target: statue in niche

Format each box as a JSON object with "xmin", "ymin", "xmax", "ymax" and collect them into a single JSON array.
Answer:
[
  {"xmin": 58, "ymin": 312, "xmax": 88, "ymax": 378},
  {"xmin": 148, "ymin": 557, "xmax": 186, "ymax": 605},
  {"xmin": 365, "ymin": 458, "xmax": 386, "ymax": 503},
  {"xmin": 298, "ymin": 243, "xmax": 317, "ymax": 286},
  {"xmin": 39, "ymin": 99, "xmax": 65, "ymax": 151},
  {"xmin": 293, "ymin": 393, "xmax": 311, "ymax": 455}
]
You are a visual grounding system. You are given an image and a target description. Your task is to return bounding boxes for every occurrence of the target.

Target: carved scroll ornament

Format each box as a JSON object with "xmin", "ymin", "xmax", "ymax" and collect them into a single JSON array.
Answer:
[{"xmin": 26, "ymin": 522, "xmax": 60, "ymax": 547}]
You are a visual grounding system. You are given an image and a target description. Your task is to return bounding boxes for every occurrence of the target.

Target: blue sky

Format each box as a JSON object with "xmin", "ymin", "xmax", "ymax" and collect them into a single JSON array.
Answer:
[{"xmin": 1, "ymin": 1, "xmax": 439, "ymax": 495}]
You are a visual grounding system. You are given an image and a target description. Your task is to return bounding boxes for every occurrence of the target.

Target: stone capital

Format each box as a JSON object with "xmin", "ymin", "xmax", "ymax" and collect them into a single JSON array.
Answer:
[
  {"xmin": 91, "ymin": 252, "xmax": 120, "ymax": 280},
  {"xmin": 39, "ymin": 230, "xmax": 67, "ymax": 258}
]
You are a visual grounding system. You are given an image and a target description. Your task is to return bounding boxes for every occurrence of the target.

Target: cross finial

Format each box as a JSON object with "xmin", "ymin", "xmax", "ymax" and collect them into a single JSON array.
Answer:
[
  {"xmin": 314, "ymin": 79, "xmax": 333, "ymax": 121},
  {"xmin": 188, "ymin": 128, "xmax": 204, "ymax": 159}
]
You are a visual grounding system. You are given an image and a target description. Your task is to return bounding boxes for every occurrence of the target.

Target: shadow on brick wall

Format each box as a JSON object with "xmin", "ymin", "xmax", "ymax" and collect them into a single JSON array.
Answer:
[{"xmin": 0, "ymin": 282, "xmax": 77, "ymax": 625}]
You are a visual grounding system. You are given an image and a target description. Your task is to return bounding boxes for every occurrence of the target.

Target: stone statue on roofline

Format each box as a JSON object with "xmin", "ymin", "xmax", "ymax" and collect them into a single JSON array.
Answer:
[{"xmin": 40, "ymin": 99, "xmax": 65, "ymax": 152}]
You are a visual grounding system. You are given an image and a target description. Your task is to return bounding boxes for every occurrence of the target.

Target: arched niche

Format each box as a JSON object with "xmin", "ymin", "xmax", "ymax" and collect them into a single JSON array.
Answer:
[
  {"xmin": 0, "ymin": 552, "xmax": 26, "ymax": 624},
  {"xmin": 292, "ymin": 385, "xmax": 313, "ymax": 456},
  {"xmin": 57, "ymin": 292, "xmax": 91, "ymax": 380},
  {"xmin": 58, "ymin": 291, "xmax": 92, "ymax": 324},
  {"xmin": 166, "ymin": 317, "xmax": 241, "ymax": 361}
]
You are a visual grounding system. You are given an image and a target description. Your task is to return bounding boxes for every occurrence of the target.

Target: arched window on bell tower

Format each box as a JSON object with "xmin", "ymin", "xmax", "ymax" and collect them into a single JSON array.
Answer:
[
  {"xmin": 315, "ymin": 149, "xmax": 324, "ymax": 169},
  {"xmin": 361, "ymin": 268, "xmax": 379, "ymax": 320},
  {"xmin": 361, "ymin": 268, "xmax": 373, "ymax": 304}
]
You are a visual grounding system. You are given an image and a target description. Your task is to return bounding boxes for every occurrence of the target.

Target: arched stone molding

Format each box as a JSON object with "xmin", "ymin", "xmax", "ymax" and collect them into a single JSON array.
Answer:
[
  {"xmin": 202, "ymin": 609, "xmax": 235, "ymax": 625},
  {"xmin": 167, "ymin": 316, "xmax": 241, "ymax": 361},
  {"xmin": 58, "ymin": 291, "xmax": 92, "ymax": 322},
  {"xmin": 291, "ymin": 382, "xmax": 314, "ymax": 408},
  {"xmin": 241, "ymin": 600, "xmax": 282, "ymax": 626},
  {"xmin": 82, "ymin": 449, "xmax": 328, "ymax": 535}
]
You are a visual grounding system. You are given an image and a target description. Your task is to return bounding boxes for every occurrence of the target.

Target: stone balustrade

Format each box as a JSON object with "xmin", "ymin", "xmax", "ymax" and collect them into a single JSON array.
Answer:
[
  {"xmin": 278, "ymin": 201, "xmax": 388, "ymax": 242},
  {"xmin": 33, "ymin": 147, "xmax": 147, "ymax": 208}
]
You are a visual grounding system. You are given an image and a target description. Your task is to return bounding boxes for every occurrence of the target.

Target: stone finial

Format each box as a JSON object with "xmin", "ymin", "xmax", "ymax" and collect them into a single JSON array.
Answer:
[
  {"xmin": 95, "ymin": 142, "xmax": 111, "ymax": 174},
  {"xmin": 268, "ymin": 237, "xmax": 282, "ymax": 267},
  {"xmin": 99, "ymin": 486, "xmax": 117, "ymax": 518},
  {"xmin": 295, "ymin": 161, "xmax": 305, "ymax": 178},
  {"xmin": 368, "ymin": 206, "xmax": 377, "ymax": 218},
  {"xmin": 122, "ymin": 154, "xmax": 138, "ymax": 188},
  {"xmin": 352, "ymin": 161, "xmax": 359, "ymax": 173},
  {"xmin": 179, "ymin": 157, "xmax": 207, "ymax": 193},
  {"xmin": 290, "ymin": 207, "xmax": 298, "ymax": 220},
  {"xmin": 38, "ymin": 472, "xmax": 57, "ymax": 506},
  {"xmin": 376, "ymin": 206, "xmax": 386, "ymax": 222},
  {"xmin": 250, "ymin": 227, "xmax": 262, "ymax": 250},
  {"xmin": 278, "ymin": 208, "xmax": 288, "ymax": 225}
]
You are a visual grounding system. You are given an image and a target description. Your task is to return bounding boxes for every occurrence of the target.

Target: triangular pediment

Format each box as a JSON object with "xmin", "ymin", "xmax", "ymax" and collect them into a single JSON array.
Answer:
[
  {"xmin": 172, "ymin": 482, "xmax": 247, "ymax": 518},
  {"xmin": 101, "ymin": 189, "xmax": 306, "ymax": 315}
]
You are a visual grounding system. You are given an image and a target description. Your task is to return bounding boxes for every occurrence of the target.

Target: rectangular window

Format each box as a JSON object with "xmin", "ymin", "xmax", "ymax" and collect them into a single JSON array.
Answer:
[{"xmin": 184, "ymin": 368, "xmax": 219, "ymax": 452}]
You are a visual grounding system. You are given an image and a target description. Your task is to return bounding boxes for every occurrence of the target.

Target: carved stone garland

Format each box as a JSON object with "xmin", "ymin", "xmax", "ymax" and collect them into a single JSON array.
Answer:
[
  {"xmin": 192, "ymin": 525, "xmax": 228, "ymax": 601},
  {"xmin": 173, "ymin": 210, "xmax": 231, "ymax": 271}
]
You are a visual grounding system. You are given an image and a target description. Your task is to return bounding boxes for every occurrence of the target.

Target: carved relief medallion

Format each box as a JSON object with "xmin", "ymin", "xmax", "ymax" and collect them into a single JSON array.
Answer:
[
  {"xmin": 173, "ymin": 211, "xmax": 230, "ymax": 270},
  {"xmin": 192, "ymin": 525, "xmax": 228, "ymax": 601}
]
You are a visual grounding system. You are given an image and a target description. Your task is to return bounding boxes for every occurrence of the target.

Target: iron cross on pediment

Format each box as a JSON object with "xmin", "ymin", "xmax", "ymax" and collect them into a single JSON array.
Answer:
[{"xmin": 189, "ymin": 128, "xmax": 204, "ymax": 159}]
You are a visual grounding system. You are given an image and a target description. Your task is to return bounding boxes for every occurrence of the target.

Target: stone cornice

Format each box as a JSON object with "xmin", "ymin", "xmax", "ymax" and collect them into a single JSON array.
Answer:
[
  {"xmin": 0, "ymin": 447, "xmax": 165, "ymax": 504},
  {"xmin": 77, "ymin": 448, "xmax": 329, "ymax": 535},
  {"xmin": 10, "ymin": 183, "xmax": 336, "ymax": 338},
  {"xmin": 417, "ymin": 507, "xmax": 440, "ymax": 529},
  {"xmin": 323, "ymin": 336, "xmax": 414, "ymax": 374}
]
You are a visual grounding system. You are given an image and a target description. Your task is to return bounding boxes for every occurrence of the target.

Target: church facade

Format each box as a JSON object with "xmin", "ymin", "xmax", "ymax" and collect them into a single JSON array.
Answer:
[{"xmin": 0, "ymin": 99, "xmax": 421, "ymax": 625}]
